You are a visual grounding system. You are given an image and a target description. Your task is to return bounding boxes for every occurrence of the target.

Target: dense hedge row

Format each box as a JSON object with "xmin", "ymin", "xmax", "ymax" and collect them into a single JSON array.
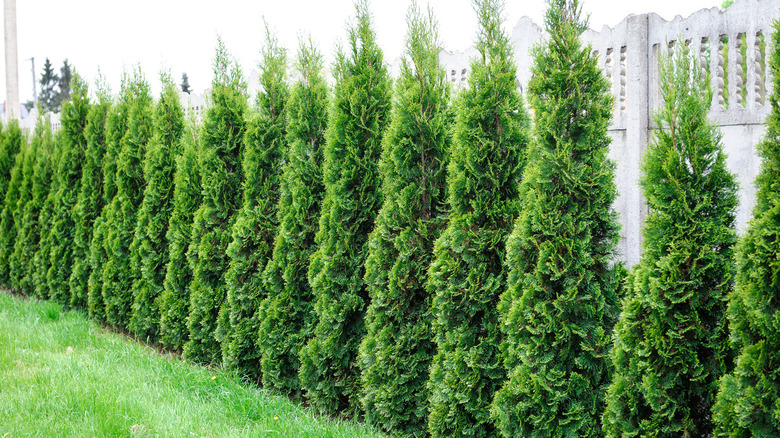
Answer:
[{"xmin": 1, "ymin": 0, "xmax": 778, "ymax": 437}]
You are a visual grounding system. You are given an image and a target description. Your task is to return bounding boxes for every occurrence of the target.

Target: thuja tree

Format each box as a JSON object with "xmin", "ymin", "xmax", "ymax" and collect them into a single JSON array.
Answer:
[
  {"xmin": 220, "ymin": 28, "xmax": 287, "ymax": 376},
  {"xmin": 0, "ymin": 121, "xmax": 25, "ymax": 286},
  {"xmin": 158, "ymin": 119, "xmax": 201, "ymax": 351},
  {"xmin": 47, "ymin": 74, "xmax": 90, "ymax": 305},
  {"xmin": 101, "ymin": 70, "xmax": 154, "ymax": 329},
  {"xmin": 8, "ymin": 121, "xmax": 37, "ymax": 289},
  {"xmin": 0, "ymin": 121, "xmax": 14, "ymax": 203},
  {"xmin": 88, "ymin": 77, "xmax": 132, "ymax": 320},
  {"xmin": 424, "ymin": 0, "xmax": 530, "ymax": 436},
  {"xmin": 31, "ymin": 125, "xmax": 61, "ymax": 298},
  {"xmin": 12, "ymin": 115, "xmax": 54, "ymax": 294},
  {"xmin": 69, "ymin": 78, "xmax": 110, "ymax": 308},
  {"xmin": 357, "ymin": 4, "xmax": 451, "ymax": 436},
  {"xmin": 491, "ymin": 1, "xmax": 621, "ymax": 436},
  {"xmin": 258, "ymin": 37, "xmax": 328, "ymax": 396},
  {"xmin": 184, "ymin": 40, "xmax": 247, "ymax": 364},
  {"xmin": 712, "ymin": 21, "xmax": 780, "ymax": 437},
  {"xmin": 603, "ymin": 43, "xmax": 737, "ymax": 438},
  {"xmin": 298, "ymin": 0, "xmax": 392, "ymax": 415},
  {"xmin": 128, "ymin": 73, "xmax": 185, "ymax": 340}
]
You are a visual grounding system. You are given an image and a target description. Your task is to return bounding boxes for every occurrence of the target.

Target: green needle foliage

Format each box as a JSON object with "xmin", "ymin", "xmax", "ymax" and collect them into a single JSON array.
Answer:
[
  {"xmin": 298, "ymin": 0, "xmax": 392, "ymax": 416},
  {"xmin": 31, "ymin": 125, "xmax": 61, "ymax": 299},
  {"xmin": 603, "ymin": 43, "xmax": 738, "ymax": 438},
  {"xmin": 220, "ymin": 28, "xmax": 288, "ymax": 377},
  {"xmin": 13, "ymin": 115, "xmax": 54, "ymax": 294},
  {"xmin": 0, "ymin": 121, "xmax": 25, "ymax": 286},
  {"xmin": 69, "ymin": 78, "xmax": 111, "ymax": 308},
  {"xmin": 159, "ymin": 120, "xmax": 201, "ymax": 352},
  {"xmin": 258, "ymin": 37, "xmax": 329, "ymax": 396},
  {"xmin": 47, "ymin": 74, "xmax": 91, "ymax": 305},
  {"xmin": 713, "ymin": 21, "xmax": 780, "ymax": 438},
  {"xmin": 491, "ymin": 1, "xmax": 621, "ymax": 436},
  {"xmin": 88, "ymin": 78, "xmax": 132, "ymax": 320},
  {"xmin": 101, "ymin": 70, "xmax": 154, "ymax": 329},
  {"xmin": 8, "ymin": 122, "xmax": 38, "ymax": 290},
  {"xmin": 128, "ymin": 73, "xmax": 185, "ymax": 341},
  {"xmin": 184, "ymin": 39, "xmax": 248, "ymax": 364},
  {"xmin": 357, "ymin": 4, "xmax": 451, "ymax": 436},
  {"xmin": 424, "ymin": 0, "xmax": 530, "ymax": 436}
]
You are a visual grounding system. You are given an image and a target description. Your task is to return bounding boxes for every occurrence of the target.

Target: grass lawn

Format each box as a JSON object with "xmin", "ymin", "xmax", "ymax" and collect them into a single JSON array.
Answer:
[{"xmin": 0, "ymin": 291, "xmax": 384, "ymax": 437}]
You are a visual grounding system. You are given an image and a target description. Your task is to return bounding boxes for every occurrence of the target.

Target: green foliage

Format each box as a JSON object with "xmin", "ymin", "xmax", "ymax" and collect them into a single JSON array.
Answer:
[
  {"xmin": 0, "ymin": 121, "xmax": 25, "ymax": 286},
  {"xmin": 491, "ymin": 1, "xmax": 621, "ymax": 436},
  {"xmin": 69, "ymin": 78, "xmax": 110, "ymax": 308},
  {"xmin": 258, "ymin": 37, "xmax": 329, "ymax": 396},
  {"xmin": 424, "ymin": 0, "xmax": 530, "ymax": 435},
  {"xmin": 159, "ymin": 122, "xmax": 201, "ymax": 352},
  {"xmin": 46, "ymin": 74, "xmax": 91, "ymax": 305},
  {"xmin": 220, "ymin": 28, "xmax": 288, "ymax": 377},
  {"xmin": 184, "ymin": 39, "xmax": 248, "ymax": 364},
  {"xmin": 713, "ymin": 20, "xmax": 780, "ymax": 437},
  {"xmin": 603, "ymin": 42, "xmax": 738, "ymax": 438},
  {"xmin": 357, "ymin": 4, "xmax": 451, "ymax": 436},
  {"xmin": 87, "ymin": 77, "xmax": 132, "ymax": 320},
  {"xmin": 128, "ymin": 73, "xmax": 185, "ymax": 341},
  {"xmin": 100, "ymin": 70, "xmax": 154, "ymax": 329},
  {"xmin": 298, "ymin": 0, "xmax": 392, "ymax": 415},
  {"xmin": 9, "ymin": 122, "xmax": 40, "ymax": 290}
]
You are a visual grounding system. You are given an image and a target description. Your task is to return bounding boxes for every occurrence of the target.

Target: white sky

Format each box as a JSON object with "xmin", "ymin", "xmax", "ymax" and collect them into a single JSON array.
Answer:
[{"xmin": 7, "ymin": 0, "xmax": 722, "ymax": 103}]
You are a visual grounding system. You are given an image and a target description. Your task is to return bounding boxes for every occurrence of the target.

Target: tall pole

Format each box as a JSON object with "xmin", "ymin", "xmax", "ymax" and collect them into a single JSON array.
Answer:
[
  {"xmin": 27, "ymin": 56, "xmax": 35, "ymax": 106},
  {"xmin": 4, "ymin": 0, "xmax": 19, "ymax": 120}
]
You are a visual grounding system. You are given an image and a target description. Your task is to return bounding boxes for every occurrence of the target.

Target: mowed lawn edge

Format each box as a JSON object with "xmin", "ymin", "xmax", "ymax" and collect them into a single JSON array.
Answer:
[{"xmin": 0, "ymin": 291, "xmax": 385, "ymax": 438}]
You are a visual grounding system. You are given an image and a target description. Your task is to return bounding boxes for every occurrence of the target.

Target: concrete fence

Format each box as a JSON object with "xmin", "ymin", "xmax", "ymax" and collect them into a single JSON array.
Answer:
[{"xmin": 442, "ymin": 0, "xmax": 779, "ymax": 266}]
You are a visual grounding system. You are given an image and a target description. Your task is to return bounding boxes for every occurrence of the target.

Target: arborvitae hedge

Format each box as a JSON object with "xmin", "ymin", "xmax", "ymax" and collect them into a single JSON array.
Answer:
[
  {"xmin": 220, "ymin": 29, "xmax": 287, "ymax": 377},
  {"xmin": 491, "ymin": 1, "xmax": 621, "ymax": 436},
  {"xmin": 184, "ymin": 40, "xmax": 247, "ymax": 364},
  {"xmin": 31, "ymin": 129, "xmax": 61, "ymax": 299},
  {"xmin": 8, "ymin": 121, "xmax": 37, "ymax": 289},
  {"xmin": 12, "ymin": 115, "xmax": 54, "ymax": 294},
  {"xmin": 713, "ymin": 21, "xmax": 780, "ymax": 437},
  {"xmin": 0, "ymin": 121, "xmax": 15, "ymax": 203},
  {"xmin": 424, "ymin": 0, "xmax": 530, "ymax": 436},
  {"xmin": 298, "ymin": 0, "xmax": 392, "ymax": 415},
  {"xmin": 0, "ymin": 121, "xmax": 25, "ymax": 286},
  {"xmin": 47, "ymin": 74, "xmax": 91, "ymax": 305},
  {"xmin": 88, "ymin": 78, "xmax": 132, "ymax": 320},
  {"xmin": 258, "ymin": 37, "xmax": 329, "ymax": 396},
  {"xmin": 603, "ymin": 43, "xmax": 737, "ymax": 438},
  {"xmin": 101, "ymin": 70, "xmax": 154, "ymax": 329},
  {"xmin": 128, "ymin": 73, "xmax": 185, "ymax": 340},
  {"xmin": 69, "ymin": 80, "xmax": 110, "ymax": 308},
  {"xmin": 159, "ymin": 120, "xmax": 201, "ymax": 352},
  {"xmin": 357, "ymin": 5, "xmax": 451, "ymax": 436}
]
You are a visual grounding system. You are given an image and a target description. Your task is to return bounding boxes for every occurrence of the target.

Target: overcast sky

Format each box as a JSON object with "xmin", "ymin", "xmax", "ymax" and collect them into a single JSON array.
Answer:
[{"xmin": 6, "ymin": 0, "xmax": 722, "ymax": 104}]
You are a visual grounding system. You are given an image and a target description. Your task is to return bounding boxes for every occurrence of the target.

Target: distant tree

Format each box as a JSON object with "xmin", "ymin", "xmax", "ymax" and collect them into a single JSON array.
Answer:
[
  {"xmin": 491, "ymin": 0, "xmax": 622, "ymax": 436},
  {"xmin": 713, "ymin": 21, "xmax": 780, "ymax": 437},
  {"xmin": 69, "ymin": 77, "xmax": 110, "ymax": 308},
  {"xmin": 181, "ymin": 73, "xmax": 192, "ymax": 95},
  {"xmin": 87, "ymin": 76, "xmax": 132, "ymax": 320},
  {"xmin": 603, "ymin": 42, "xmax": 737, "ymax": 438},
  {"xmin": 424, "ymin": 0, "xmax": 531, "ymax": 435},
  {"xmin": 298, "ymin": 0, "xmax": 392, "ymax": 415},
  {"xmin": 220, "ymin": 27, "xmax": 287, "ymax": 377},
  {"xmin": 357, "ymin": 4, "xmax": 452, "ymax": 436},
  {"xmin": 158, "ymin": 119, "xmax": 201, "ymax": 351},
  {"xmin": 183, "ymin": 39, "xmax": 247, "ymax": 364},
  {"xmin": 38, "ymin": 58, "xmax": 59, "ymax": 113},
  {"xmin": 0, "ymin": 121, "xmax": 25, "ymax": 286},
  {"xmin": 100, "ymin": 70, "xmax": 154, "ymax": 329},
  {"xmin": 12, "ymin": 115, "xmax": 55, "ymax": 294},
  {"xmin": 258, "ymin": 36, "xmax": 329, "ymax": 396},
  {"xmin": 54, "ymin": 59, "xmax": 73, "ymax": 112},
  {"xmin": 46, "ymin": 74, "xmax": 90, "ymax": 305},
  {"xmin": 128, "ymin": 73, "xmax": 185, "ymax": 341}
]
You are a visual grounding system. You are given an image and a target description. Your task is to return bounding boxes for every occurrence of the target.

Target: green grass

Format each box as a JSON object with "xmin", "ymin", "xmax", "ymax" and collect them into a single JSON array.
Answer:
[{"xmin": 0, "ymin": 292, "xmax": 385, "ymax": 438}]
